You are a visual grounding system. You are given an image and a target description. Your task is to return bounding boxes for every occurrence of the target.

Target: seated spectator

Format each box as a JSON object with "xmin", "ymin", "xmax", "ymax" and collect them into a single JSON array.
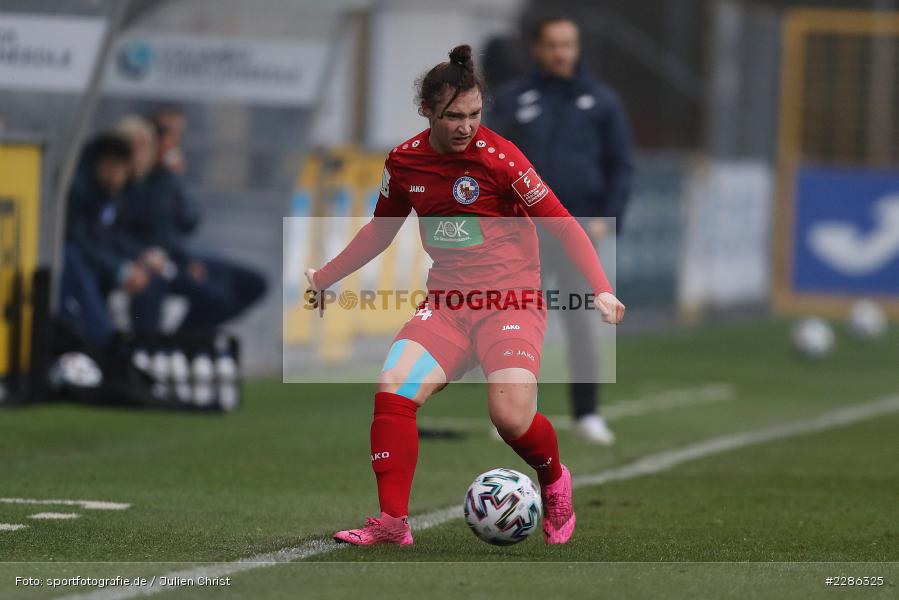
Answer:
[
  {"xmin": 61, "ymin": 133, "xmax": 167, "ymax": 345},
  {"xmin": 116, "ymin": 115, "xmax": 245, "ymax": 335},
  {"xmin": 115, "ymin": 107, "xmax": 267, "ymax": 332},
  {"xmin": 153, "ymin": 106, "xmax": 187, "ymax": 174},
  {"xmin": 116, "ymin": 114, "xmax": 197, "ymax": 271}
]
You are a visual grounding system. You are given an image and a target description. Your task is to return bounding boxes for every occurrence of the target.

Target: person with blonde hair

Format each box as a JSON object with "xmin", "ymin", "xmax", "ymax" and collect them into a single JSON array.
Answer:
[
  {"xmin": 114, "ymin": 108, "xmax": 267, "ymax": 333},
  {"xmin": 115, "ymin": 115, "xmax": 158, "ymax": 181}
]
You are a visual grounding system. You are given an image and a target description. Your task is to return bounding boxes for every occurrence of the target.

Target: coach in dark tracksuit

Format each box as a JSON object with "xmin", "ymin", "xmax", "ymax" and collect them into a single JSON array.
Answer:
[{"xmin": 490, "ymin": 16, "xmax": 634, "ymax": 445}]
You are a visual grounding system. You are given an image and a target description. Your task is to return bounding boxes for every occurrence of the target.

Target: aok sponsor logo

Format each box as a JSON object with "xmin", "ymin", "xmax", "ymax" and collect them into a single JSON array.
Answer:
[
  {"xmin": 435, "ymin": 219, "xmax": 469, "ymax": 239},
  {"xmin": 421, "ymin": 216, "xmax": 484, "ymax": 248}
]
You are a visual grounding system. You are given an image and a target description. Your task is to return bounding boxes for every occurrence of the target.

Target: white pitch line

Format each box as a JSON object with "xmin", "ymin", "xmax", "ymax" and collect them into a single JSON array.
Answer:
[
  {"xmin": 0, "ymin": 523, "xmax": 28, "ymax": 531},
  {"xmin": 0, "ymin": 499, "xmax": 130, "ymax": 510},
  {"xmin": 601, "ymin": 383, "xmax": 735, "ymax": 420},
  {"xmin": 420, "ymin": 383, "xmax": 735, "ymax": 431},
  {"xmin": 63, "ymin": 393, "xmax": 899, "ymax": 600},
  {"xmin": 30, "ymin": 512, "xmax": 81, "ymax": 520}
]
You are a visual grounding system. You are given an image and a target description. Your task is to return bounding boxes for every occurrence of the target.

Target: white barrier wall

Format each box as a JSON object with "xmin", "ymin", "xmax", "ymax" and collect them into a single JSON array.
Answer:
[
  {"xmin": 365, "ymin": 0, "xmax": 523, "ymax": 149},
  {"xmin": 679, "ymin": 160, "xmax": 774, "ymax": 315}
]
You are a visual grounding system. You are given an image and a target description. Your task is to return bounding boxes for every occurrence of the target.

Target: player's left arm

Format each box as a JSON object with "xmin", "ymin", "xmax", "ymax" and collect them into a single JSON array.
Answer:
[{"xmin": 504, "ymin": 146, "xmax": 625, "ymax": 324}]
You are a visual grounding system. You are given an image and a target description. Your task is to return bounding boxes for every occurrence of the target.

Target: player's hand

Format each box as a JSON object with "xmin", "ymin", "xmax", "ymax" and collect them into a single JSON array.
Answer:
[
  {"xmin": 596, "ymin": 291, "xmax": 625, "ymax": 325},
  {"xmin": 304, "ymin": 268, "xmax": 325, "ymax": 316},
  {"xmin": 304, "ymin": 268, "xmax": 319, "ymax": 291}
]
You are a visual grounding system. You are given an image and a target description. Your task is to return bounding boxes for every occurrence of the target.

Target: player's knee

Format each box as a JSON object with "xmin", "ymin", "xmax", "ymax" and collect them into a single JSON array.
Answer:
[
  {"xmin": 487, "ymin": 380, "xmax": 537, "ymax": 439},
  {"xmin": 378, "ymin": 367, "xmax": 413, "ymax": 393},
  {"xmin": 379, "ymin": 340, "xmax": 445, "ymax": 405},
  {"xmin": 378, "ymin": 369, "xmax": 433, "ymax": 405},
  {"xmin": 490, "ymin": 407, "xmax": 533, "ymax": 440}
]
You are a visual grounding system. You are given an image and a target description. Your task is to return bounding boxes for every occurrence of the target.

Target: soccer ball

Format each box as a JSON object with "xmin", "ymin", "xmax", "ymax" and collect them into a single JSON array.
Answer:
[
  {"xmin": 847, "ymin": 299, "xmax": 887, "ymax": 340},
  {"xmin": 463, "ymin": 468, "xmax": 542, "ymax": 545},
  {"xmin": 791, "ymin": 317, "xmax": 835, "ymax": 359}
]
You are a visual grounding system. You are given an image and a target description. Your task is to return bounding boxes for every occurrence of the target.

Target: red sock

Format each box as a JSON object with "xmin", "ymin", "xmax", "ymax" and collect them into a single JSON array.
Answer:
[
  {"xmin": 370, "ymin": 391, "xmax": 419, "ymax": 517},
  {"xmin": 502, "ymin": 413, "xmax": 563, "ymax": 486}
]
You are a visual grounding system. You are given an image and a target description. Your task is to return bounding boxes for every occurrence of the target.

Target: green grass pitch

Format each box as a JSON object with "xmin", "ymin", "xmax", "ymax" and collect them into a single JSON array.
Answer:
[{"xmin": 1, "ymin": 319, "xmax": 897, "ymax": 599}]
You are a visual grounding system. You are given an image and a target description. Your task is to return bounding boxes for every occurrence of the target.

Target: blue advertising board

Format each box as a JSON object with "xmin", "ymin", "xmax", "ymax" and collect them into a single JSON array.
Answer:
[{"xmin": 791, "ymin": 167, "xmax": 899, "ymax": 296}]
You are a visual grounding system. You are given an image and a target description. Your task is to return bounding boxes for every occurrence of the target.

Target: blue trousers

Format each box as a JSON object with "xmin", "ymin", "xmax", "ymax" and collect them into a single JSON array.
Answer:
[
  {"xmin": 59, "ymin": 244, "xmax": 168, "ymax": 345},
  {"xmin": 172, "ymin": 255, "xmax": 267, "ymax": 331}
]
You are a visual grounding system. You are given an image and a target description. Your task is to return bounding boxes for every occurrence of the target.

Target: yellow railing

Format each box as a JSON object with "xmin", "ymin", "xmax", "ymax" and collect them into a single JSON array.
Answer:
[
  {"xmin": 282, "ymin": 146, "xmax": 429, "ymax": 362},
  {"xmin": 0, "ymin": 142, "xmax": 41, "ymax": 377}
]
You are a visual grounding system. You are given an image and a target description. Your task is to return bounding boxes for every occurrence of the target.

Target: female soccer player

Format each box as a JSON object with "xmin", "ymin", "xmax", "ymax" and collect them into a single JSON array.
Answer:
[{"xmin": 305, "ymin": 45, "xmax": 625, "ymax": 546}]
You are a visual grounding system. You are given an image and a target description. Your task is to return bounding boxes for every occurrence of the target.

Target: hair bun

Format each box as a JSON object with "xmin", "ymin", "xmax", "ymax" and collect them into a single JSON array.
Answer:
[{"xmin": 448, "ymin": 44, "xmax": 473, "ymax": 70}]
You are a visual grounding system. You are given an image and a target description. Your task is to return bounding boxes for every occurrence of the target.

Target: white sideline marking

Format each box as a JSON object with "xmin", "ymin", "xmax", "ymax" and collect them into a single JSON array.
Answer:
[
  {"xmin": 0, "ymin": 523, "xmax": 27, "ymax": 531},
  {"xmin": 63, "ymin": 393, "xmax": 899, "ymax": 600},
  {"xmin": 601, "ymin": 383, "xmax": 735, "ymax": 420},
  {"xmin": 30, "ymin": 512, "xmax": 80, "ymax": 520},
  {"xmin": 0, "ymin": 498, "xmax": 130, "ymax": 510},
  {"xmin": 420, "ymin": 383, "xmax": 735, "ymax": 431}
]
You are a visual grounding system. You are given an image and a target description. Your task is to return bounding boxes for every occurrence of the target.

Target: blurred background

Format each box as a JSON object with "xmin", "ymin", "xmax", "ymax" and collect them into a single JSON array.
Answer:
[{"xmin": 0, "ymin": 0, "xmax": 897, "ymax": 383}]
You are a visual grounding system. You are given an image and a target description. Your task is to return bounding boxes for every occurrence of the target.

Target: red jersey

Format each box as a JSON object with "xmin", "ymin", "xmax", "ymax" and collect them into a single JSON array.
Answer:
[{"xmin": 314, "ymin": 126, "xmax": 611, "ymax": 296}]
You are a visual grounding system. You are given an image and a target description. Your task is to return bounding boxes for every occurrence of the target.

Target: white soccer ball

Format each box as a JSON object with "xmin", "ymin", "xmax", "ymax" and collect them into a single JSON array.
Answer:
[
  {"xmin": 791, "ymin": 317, "xmax": 835, "ymax": 359},
  {"xmin": 463, "ymin": 468, "xmax": 542, "ymax": 545},
  {"xmin": 847, "ymin": 299, "xmax": 887, "ymax": 340}
]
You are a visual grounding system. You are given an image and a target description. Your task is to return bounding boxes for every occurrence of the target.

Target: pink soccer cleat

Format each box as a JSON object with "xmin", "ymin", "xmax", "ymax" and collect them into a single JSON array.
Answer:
[
  {"xmin": 541, "ymin": 464, "xmax": 576, "ymax": 544},
  {"xmin": 333, "ymin": 512, "xmax": 414, "ymax": 546}
]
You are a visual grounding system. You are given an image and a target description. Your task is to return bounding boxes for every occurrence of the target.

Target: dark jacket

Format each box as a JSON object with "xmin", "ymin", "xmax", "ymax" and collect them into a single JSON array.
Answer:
[
  {"xmin": 117, "ymin": 166, "xmax": 201, "ymax": 266},
  {"xmin": 65, "ymin": 158, "xmax": 145, "ymax": 289},
  {"xmin": 489, "ymin": 64, "xmax": 634, "ymax": 229}
]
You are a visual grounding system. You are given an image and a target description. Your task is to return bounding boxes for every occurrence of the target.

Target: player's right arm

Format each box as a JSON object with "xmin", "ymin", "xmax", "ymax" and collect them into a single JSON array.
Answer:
[{"xmin": 307, "ymin": 158, "xmax": 411, "ymax": 291}]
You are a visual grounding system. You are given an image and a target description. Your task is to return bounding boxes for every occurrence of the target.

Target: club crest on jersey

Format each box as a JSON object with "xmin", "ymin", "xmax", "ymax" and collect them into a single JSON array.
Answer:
[{"xmin": 453, "ymin": 176, "xmax": 480, "ymax": 205}]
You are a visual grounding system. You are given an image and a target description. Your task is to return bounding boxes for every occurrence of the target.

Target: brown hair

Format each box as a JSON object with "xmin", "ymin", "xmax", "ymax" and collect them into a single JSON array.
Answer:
[
  {"xmin": 530, "ymin": 15, "xmax": 578, "ymax": 44},
  {"xmin": 416, "ymin": 44, "xmax": 487, "ymax": 119}
]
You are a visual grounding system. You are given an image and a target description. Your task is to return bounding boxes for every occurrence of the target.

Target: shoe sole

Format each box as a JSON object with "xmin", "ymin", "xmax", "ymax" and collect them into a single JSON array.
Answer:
[{"xmin": 333, "ymin": 534, "xmax": 413, "ymax": 546}]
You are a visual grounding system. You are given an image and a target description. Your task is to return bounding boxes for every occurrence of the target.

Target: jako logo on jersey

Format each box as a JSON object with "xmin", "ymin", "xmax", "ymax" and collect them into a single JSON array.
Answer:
[
  {"xmin": 453, "ymin": 176, "xmax": 480, "ymax": 205},
  {"xmin": 408, "ymin": 185, "xmax": 426, "ymax": 193},
  {"xmin": 371, "ymin": 451, "xmax": 391, "ymax": 461},
  {"xmin": 517, "ymin": 349, "xmax": 535, "ymax": 362},
  {"xmin": 502, "ymin": 324, "xmax": 521, "ymax": 331}
]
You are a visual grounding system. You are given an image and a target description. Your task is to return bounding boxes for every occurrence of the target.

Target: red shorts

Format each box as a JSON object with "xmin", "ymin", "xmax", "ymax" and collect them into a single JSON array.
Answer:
[{"xmin": 392, "ymin": 290, "xmax": 547, "ymax": 380}]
